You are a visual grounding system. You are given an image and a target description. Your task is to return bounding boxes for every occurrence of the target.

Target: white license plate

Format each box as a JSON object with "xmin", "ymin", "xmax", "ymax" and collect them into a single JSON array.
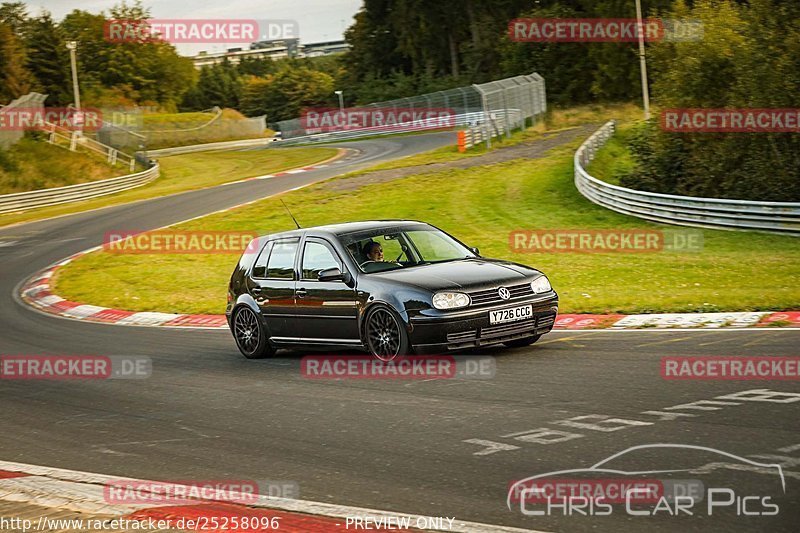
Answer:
[{"xmin": 489, "ymin": 305, "xmax": 533, "ymax": 325}]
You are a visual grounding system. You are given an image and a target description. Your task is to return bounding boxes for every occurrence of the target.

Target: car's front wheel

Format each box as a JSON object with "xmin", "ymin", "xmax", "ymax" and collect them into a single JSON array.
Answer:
[
  {"xmin": 364, "ymin": 306, "xmax": 409, "ymax": 361},
  {"xmin": 233, "ymin": 306, "xmax": 275, "ymax": 359},
  {"xmin": 503, "ymin": 334, "xmax": 541, "ymax": 349}
]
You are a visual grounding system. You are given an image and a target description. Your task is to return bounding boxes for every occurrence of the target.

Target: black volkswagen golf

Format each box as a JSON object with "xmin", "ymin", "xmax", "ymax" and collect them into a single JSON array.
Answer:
[{"xmin": 227, "ymin": 220, "xmax": 558, "ymax": 360}]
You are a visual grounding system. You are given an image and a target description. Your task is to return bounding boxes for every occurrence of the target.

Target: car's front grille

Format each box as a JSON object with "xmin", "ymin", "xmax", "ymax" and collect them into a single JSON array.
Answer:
[
  {"xmin": 480, "ymin": 319, "xmax": 537, "ymax": 340},
  {"xmin": 468, "ymin": 283, "xmax": 533, "ymax": 305},
  {"xmin": 444, "ymin": 311, "xmax": 557, "ymax": 350},
  {"xmin": 538, "ymin": 313, "xmax": 557, "ymax": 330}
]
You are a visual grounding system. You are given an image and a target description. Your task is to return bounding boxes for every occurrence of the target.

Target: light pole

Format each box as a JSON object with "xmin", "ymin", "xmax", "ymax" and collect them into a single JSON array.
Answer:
[
  {"xmin": 65, "ymin": 41, "xmax": 83, "ymax": 136},
  {"xmin": 334, "ymin": 90, "xmax": 344, "ymax": 112},
  {"xmin": 635, "ymin": 0, "xmax": 651, "ymax": 120}
]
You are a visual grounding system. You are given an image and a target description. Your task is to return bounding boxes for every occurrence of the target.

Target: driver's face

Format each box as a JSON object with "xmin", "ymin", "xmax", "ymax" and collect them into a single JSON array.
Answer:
[{"xmin": 369, "ymin": 246, "xmax": 384, "ymax": 261}]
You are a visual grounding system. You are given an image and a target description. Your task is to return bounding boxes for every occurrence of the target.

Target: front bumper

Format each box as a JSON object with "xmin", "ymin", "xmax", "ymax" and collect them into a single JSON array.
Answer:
[{"xmin": 407, "ymin": 293, "xmax": 558, "ymax": 353}]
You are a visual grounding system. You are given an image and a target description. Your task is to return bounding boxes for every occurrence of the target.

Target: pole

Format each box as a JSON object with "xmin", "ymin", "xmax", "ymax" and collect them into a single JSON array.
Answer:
[
  {"xmin": 66, "ymin": 41, "xmax": 82, "ymax": 137},
  {"xmin": 635, "ymin": 0, "xmax": 651, "ymax": 120},
  {"xmin": 335, "ymin": 90, "xmax": 344, "ymax": 112},
  {"xmin": 66, "ymin": 42, "xmax": 81, "ymax": 111}
]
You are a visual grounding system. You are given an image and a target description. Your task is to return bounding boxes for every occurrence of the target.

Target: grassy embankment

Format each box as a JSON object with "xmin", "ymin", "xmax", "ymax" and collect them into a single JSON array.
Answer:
[{"xmin": 53, "ymin": 104, "xmax": 800, "ymax": 315}]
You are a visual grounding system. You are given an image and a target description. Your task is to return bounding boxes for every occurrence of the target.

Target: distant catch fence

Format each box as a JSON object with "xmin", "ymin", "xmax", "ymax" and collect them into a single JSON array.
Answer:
[{"xmin": 275, "ymin": 72, "xmax": 546, "ymax": 147}]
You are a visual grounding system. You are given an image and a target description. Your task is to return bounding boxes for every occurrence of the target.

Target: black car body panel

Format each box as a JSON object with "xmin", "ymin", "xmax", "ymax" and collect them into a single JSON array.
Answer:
[{"xmin": 227, "ymin": 220, "xmax": 558, "ymax": 355}]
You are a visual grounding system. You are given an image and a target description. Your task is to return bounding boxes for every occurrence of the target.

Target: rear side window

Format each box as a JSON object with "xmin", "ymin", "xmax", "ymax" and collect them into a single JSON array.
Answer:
[
  {"xmin": 266, "ymin": 240, "xmax": 299, "ymax": 279},
  {"xmin": 251, "ymin": 241, "xmax": 273, "ymax": 278}
]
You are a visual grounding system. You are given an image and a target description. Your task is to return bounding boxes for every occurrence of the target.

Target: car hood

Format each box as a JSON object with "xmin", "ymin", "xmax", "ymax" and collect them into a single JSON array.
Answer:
[{"xmin": 369, "ymin": 258, "xmax": 541, "ymax": 291}]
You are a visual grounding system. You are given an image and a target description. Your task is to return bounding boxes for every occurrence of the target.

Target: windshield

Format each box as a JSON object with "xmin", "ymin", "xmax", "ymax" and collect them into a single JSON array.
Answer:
[{"xmin": 343, "ymin": 227, "xmax": 476, "ymax": 273}]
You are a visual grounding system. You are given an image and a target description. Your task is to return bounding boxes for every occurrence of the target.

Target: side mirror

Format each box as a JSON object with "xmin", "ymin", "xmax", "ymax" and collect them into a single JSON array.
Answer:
[
  {"xmin": 469, "ymin": 246, "xmax": 480, "ymax": 256},
  {"xmin": 318, "ymin": 267, "xmax": 352, "ymax": 284}
]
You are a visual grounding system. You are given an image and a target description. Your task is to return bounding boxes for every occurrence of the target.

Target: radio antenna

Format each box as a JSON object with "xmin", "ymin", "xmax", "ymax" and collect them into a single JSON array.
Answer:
[{"xmin": 280, "ymin": 199, "xmax": 301, "ymax": 229}]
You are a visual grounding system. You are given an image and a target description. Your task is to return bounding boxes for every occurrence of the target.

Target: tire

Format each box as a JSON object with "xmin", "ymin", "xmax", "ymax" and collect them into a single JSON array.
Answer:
[
  {"xmin": 503, "ymin": 334, "xmax": 541, "ymax": 349},
  {"xmin": 232, "ymin": 306, "xmax": 275, "ymax": 359},
  {"xmin": 364, "ymin": 306, "xmax": 410, "ymax": 361}
]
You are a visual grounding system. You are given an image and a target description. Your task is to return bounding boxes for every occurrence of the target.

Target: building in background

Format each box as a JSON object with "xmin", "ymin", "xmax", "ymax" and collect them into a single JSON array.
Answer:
[{"xmin": 191, "ymin": 39, "xmax": 348, "ymax": 68}]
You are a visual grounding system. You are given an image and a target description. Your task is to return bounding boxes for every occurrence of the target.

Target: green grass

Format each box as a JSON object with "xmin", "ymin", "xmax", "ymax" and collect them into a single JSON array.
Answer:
[
  {"xmin": 54, "ymin": 130, "xmax": 800, "ymax": 316},
  {"xmin": 0, "ymin": 146, "xmax": 338, "ymax": 228},
  {"xmin": 0, "ymin": 138, "xmax": 127, "ymax": 194},
  {"xmin": 105, "ymin": 109, "xmax": 274, "ymax": 151},
  {"xmin": 586, "ymin": 123, "xmax": 637, "ymax": 185}
]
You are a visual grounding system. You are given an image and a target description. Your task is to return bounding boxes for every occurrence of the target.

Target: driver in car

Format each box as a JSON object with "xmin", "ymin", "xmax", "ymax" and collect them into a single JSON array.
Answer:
[{"xmin": 364, "ymin": 241, "xmax": 385, "ymax": 262}]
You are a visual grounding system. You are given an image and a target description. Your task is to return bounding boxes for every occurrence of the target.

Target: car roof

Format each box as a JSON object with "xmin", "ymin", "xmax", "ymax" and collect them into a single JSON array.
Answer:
[{"xmin": 264, "ymin": 220, "xmax": 432, "ymax": 240}]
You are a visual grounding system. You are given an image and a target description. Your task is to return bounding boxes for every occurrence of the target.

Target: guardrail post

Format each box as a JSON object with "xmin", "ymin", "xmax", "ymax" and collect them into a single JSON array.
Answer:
[{"xmin": 69, "ymin": 132, "xmax": 77, "ymax": 151}]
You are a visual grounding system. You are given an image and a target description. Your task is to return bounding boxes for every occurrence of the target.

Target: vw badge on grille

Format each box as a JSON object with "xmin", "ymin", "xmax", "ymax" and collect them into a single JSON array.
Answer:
[{"xmin": 498, "ymin": 287, "xmax": 511, "ymax": 300}]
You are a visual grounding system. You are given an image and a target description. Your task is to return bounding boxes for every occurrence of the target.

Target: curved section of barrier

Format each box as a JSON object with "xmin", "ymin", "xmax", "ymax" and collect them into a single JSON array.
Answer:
[
  {"xmin": 0, "ymin": 163, "xmax": 160, "ymax": 215},
  {"xmin": 574, "ymin": 121, "xmax": 800, "ymax": 234}
]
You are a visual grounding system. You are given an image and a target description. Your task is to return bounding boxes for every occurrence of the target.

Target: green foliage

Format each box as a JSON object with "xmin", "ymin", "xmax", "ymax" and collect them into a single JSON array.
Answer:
[
  {"xmin": 621, "ymin": 0, "xmax": 800, "ymax": 201},
  {"xmin": 0, "ymin": 21, "xmax": 32, "ymax": 100},
  {"xmin": 0, "ymin": 2, "xmax": 196, "ymax": 109},
  {"xmin": 180, "ymin": 60, "xmax": 241, "ymax": 111},
  {"xmin": 239, "ymin": 66, "xmax": 334, "ymax": 121},
  {"xmin": 24, "ymin": 12, "xmax": 70, "ymax": 105},
  {"xmin": 0, "ymin": 147, "xmax": 19, "ymax": 172},
  {"xmin": 344, "ymin": 0, "xmax": 675, "ymax": 104}
]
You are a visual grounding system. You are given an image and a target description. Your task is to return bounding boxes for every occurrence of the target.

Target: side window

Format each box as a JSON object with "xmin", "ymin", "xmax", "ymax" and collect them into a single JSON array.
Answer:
[
  {"xmin": 251, "ymin": 241, "xmax": 273, "ymax": 278},
  {"xmin": 302, "ymin": 241, "xmax": 341, "ymax": 280},
  {"xmin": 266, "ymin": 240, "xmax": 299, "ymax": 280}
]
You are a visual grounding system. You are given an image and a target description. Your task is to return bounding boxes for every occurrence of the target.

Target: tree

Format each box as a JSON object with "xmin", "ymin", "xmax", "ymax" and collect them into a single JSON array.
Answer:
[
  {"xmin": 620, "ymin": 0, "xmax": 800, "ymax": 201},
  {"xmin": 0, "ymin": 2, "xmax": 27, "ymax": 36},
  {"xmin": 239, "ymin": 66, "xmax": 334, "ymax": 121},
  {"xmin": 0, "ymin": 21, "xmax": 33, "ymax": 100},
  {"xmin": 24, "ymin": 12, "xmax": 70, "ymax": 105}
]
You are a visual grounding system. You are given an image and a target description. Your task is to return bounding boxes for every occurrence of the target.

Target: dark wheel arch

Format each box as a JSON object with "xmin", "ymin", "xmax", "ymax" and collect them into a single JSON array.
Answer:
[
  {"xmin": 232, "ymin": 304, "xmax": 275, "ymax": 359},
  {"xmin": 361, "ymin": 303, "xmax": 411, "ymax": 360}
]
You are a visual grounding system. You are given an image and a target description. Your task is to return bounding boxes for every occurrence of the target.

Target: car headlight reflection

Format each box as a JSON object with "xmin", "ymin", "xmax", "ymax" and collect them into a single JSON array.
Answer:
[
  {"xmin": 432, "ymin": 292, "xmax": 470, "ymax": 310},
  {"xmin": 531, "ymin": 276, "xmax": 552, "ymax": 294}
]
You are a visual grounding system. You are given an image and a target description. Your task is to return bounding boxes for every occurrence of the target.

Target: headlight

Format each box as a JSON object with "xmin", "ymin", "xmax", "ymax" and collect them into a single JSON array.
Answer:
[
  {"xmin": 432, "ymin": 292, "xmax": 470, "ymax": 310},
  {"xmin": 531, "ymin": 276, "xmax": 551, "ymax": 294}
]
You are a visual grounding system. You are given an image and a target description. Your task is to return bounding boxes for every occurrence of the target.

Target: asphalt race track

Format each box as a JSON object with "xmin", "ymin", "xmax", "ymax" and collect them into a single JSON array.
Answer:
[{"xmin": 1, "ymin": 131, "xmax": 799, "ymax": 532}]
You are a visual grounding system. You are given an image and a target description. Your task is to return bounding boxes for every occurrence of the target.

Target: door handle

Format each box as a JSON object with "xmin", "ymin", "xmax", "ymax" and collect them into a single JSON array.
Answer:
[
  {"xmin": 296, "ymin": 288, "xmax": 307, "ymax": 298},
  {"xmin": 251, "ymin": 286, "xmax": 262, "ymax": 294}
]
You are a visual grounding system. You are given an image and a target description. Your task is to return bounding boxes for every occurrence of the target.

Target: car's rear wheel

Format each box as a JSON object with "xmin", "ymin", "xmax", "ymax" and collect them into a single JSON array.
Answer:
[
  {"xmin": 365, "ymin": 306, "xmax": 409, "ymax": 361},
  {"xmin": 503, "ymin": 334, "xmax": 541, "ymax": 348},
  {"xmin": 233, "ymin": 307, "xmax": 274, "ymax": 359}
]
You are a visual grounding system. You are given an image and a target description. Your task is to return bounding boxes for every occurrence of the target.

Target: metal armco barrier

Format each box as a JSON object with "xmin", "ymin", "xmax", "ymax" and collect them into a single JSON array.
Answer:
[
  {"xmin": 0, "ymin": 163, "xmax": 160, "ymax": 215},
  {"xmin": 144, "ymin": 136, "xmax": 275, "ymax": 157},
  {"xmin": 457, "ymin": 115, "xmax": 514, "ymax": 152},
  {"xmin": 575, "ymin": 121, "xmax": 800, "ymax": 234}
]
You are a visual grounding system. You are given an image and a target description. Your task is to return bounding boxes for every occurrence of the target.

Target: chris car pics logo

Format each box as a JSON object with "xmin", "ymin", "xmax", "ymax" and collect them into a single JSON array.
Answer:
[{"xmin": 508, "ymin": 444, "xmax": 785, "ymax": 518}]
